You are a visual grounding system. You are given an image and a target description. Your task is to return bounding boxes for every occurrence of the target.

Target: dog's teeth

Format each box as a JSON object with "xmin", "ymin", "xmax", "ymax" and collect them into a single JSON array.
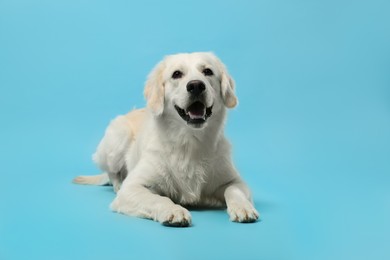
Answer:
[{"xmin": 188, "ymin": 112, "xmax": 206, "ymax": 120}]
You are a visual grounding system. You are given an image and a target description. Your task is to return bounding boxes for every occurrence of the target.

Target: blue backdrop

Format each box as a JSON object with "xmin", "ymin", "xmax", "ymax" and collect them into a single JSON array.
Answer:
[{"xmin": 1, "ymin": 0, "xmax": 389, "ymax": 259}]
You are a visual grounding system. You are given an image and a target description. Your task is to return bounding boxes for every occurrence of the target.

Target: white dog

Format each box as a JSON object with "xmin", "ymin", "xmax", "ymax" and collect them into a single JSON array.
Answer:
[{"xmin": 73, "ymin": 52, "xmax": 259, "ymax": 226}]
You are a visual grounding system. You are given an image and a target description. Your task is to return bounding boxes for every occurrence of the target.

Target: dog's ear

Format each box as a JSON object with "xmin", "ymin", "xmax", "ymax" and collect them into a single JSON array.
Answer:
[
  {"xmin": 220, "ymin": 70, "xmax": 238, "ymax": 108},
  {"xmin": 215, "ymin": 56, "xmax": 238, "ymax": 108},
  {"xmin": 144, "ymin": 60, "xmax": 165, "ymax": 116}
]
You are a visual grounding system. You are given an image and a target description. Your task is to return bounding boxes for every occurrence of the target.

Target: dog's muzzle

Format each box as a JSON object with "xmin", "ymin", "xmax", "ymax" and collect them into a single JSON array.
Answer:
[
  {"xmin": 187, "ymin": 80, "xmax": 205, "ymax": 97},
  {"xmin": 174, "ymin": 101, "xmax": 213, "ymax": 127}
]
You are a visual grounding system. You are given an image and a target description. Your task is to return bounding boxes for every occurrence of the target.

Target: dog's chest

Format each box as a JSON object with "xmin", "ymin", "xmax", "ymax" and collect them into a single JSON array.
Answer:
[{"xmin": 157, "ymin": 146, "xmax": 211, "ymax": 205}]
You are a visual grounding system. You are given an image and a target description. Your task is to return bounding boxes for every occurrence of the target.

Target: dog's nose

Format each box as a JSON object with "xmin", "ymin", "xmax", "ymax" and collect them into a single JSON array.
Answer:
[{"xmin": 186, "ymin": 80, "xmax": 205, "ymax": 96}]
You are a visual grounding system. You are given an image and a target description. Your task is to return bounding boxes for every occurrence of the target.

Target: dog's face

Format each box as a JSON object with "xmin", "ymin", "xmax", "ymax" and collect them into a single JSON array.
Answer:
[{"xmin": 144, "ymin": 52, "xmax": 237, "ymax": 129}]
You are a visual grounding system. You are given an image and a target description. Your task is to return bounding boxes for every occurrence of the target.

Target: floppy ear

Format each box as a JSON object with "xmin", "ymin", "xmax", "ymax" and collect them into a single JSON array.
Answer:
[
  {"xmin": 144, "ymin": 60, "xmax": 165, "ymax": 116},
  {"xmin": 217, "ymin": 58, "xmax": 238, "ymax": 108},
  {"xmin": 221, "ymin": 70, "xmax": 238, "ymax": 108}
]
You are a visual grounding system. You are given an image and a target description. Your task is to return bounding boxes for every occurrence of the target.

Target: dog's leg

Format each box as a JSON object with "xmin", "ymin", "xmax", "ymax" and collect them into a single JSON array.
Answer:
[
  {"xmin": 111, "ymin": 185, "xmax": 191, "ymax": 227},
  {"xmin": 213, "ymin": 154, "xmax": 260, "ymax": 223},
  {"xmin": 223, "ymin": 181, "xmax": 259, "ymax": 223},
  {"xmin": 93, "ymin": 115, "xmax": 132, "ymax": 190},
  {"xmin": 110, "ymin": 162, "xmax": 191, "ymax": 227}
]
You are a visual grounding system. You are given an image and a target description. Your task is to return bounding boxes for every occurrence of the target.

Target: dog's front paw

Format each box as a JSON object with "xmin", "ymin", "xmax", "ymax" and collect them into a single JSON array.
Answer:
[
  {"xmin": 159, "ymin": 205, "xmax": 192, "ymax": 227},
  {"xmin": 227, "ymin": 202, "xmax": 259, "ymax": 223}
]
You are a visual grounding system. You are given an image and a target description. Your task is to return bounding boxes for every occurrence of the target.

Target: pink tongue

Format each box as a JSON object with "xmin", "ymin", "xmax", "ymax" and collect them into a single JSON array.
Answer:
[
  {"xmin": 189, "ymin": 110, "xmax": 205, "ymax": 119},
  {"xmin": 187, "ymin": 102, "xmax": 205, "ymax": 119}
]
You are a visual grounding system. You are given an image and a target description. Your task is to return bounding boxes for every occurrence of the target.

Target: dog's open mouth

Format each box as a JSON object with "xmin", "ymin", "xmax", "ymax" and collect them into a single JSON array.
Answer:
[{"xmin": 174, "ymin": 101, "xmax": 213, "ymax": 126}]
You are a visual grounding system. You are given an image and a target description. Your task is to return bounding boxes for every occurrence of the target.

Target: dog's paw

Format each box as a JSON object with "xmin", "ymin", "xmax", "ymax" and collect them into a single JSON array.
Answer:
[
  {"xmin": 159, "ymin": 205, "xmax": 192, "ymax": 227},
  {"xmin": 112, "ymin": 182, "xmax": 121, "ymax": 193},
  {"xmin": 227, "ymin": 202, "xmax": 259, "ymax": 223}
]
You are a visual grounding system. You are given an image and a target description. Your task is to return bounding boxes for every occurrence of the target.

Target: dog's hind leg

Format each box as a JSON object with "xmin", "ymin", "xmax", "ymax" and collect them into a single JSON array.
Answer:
[
  {"xmin": 91, "ymin": 115, "xmax": 133, "ymax": 191},
  {"xmin": 73, "ymin": 109, "xmax": 146, "ymax": 192},
  {"xmin": 73, "ymin": 115, "xmax": 132, "ymax": 191},
  {"xmin": 107, "ymin": 166, "xmax": 128, "ymax": 192}
]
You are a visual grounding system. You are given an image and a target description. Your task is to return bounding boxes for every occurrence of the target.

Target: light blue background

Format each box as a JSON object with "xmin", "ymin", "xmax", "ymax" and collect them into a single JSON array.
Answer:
[{"xmin": 1, "ymin": 0, "xmax": 389, "ymax": 259}]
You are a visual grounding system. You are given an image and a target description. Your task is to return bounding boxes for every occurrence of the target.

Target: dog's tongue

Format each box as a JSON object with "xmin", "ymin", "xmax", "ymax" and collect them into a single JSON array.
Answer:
[{"xmin": 187, "ymin": 102, "xmax": 206, "ymax": 119}]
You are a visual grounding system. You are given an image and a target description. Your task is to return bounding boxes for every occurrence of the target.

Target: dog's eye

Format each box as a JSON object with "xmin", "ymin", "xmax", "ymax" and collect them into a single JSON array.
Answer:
[
  {"xmin": 203, "ymin": 68, "xmax": 214, "ymax": 76},
  {"xmin": 172, "ymin": 70, "xmax": 183, "ymax": 79}
]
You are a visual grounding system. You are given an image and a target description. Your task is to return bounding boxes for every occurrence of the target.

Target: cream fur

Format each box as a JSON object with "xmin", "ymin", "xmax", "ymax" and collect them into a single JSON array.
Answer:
[{"xmin": 73, "ymin": 52, "xmax": 259, "ymax": 226}]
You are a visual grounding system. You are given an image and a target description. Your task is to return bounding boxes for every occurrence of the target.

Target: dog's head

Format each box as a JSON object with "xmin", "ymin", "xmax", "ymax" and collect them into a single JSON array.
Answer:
[{"xmin": 144, "ymin": 52, "xmax": 237, "ymax": 129}]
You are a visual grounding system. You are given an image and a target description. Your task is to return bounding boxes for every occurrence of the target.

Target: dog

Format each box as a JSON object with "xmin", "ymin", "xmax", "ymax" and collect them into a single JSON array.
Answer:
[{"xmin": 73, "ymin": 52, "xmax": 259, "ymax": 227}]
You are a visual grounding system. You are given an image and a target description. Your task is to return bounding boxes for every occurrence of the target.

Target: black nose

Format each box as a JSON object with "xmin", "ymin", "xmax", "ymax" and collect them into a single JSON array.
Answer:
[{"xmin": 186, "ymin": 80, "xmax": 205, "ymax": 96}]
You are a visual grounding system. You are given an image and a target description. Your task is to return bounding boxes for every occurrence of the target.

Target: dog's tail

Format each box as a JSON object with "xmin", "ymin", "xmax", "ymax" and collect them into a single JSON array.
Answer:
[{"xmin": 72, "ymin": 173, "xmax": 110, "ymax": 186}]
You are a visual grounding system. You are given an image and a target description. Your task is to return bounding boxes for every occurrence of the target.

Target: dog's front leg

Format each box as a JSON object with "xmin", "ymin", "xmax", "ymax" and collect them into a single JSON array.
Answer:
[
  {"xmin": 110, "ymin": 163, "xmax": 191, "ymax": 227},
  {"xmin": 224, "ymin": 181, "xmax": 259, "ymax": 223}
]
